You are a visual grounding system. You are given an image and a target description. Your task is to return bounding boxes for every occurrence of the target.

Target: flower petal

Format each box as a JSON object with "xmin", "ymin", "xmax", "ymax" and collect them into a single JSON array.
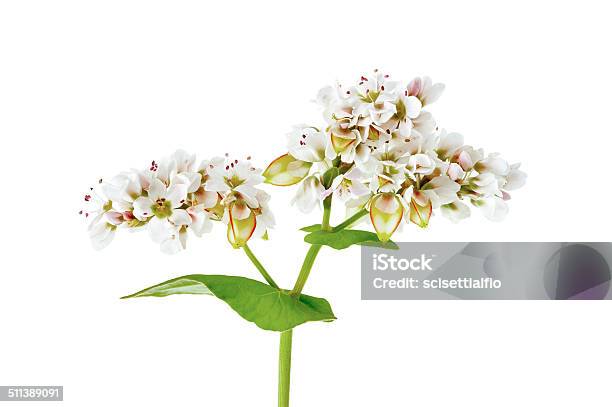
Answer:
[{"xmin": 133, "ymin": 197, "xmax": 154, "ymax": 221}]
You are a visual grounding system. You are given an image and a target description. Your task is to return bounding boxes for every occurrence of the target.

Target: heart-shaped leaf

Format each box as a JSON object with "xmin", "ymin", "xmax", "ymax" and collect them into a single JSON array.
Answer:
[
  {"xmin": 304, "ymin": 229, "xmax": 399, "ymax": 250},
  {"xmin": 122, "ymin": 274, "xmax": 336, "ymax": 332}
]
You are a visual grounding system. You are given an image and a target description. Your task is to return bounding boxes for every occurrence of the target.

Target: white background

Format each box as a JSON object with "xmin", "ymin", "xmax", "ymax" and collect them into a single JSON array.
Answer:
[{"xmin": 1, "ymin": 1, "xmax": 612, "ymax": 406}]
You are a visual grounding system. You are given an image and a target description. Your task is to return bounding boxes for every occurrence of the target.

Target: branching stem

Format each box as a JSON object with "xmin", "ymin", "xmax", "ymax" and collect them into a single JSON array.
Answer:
[{"xmin": 242, "ymin": 244, "xmax": 279, "ymax": 289}]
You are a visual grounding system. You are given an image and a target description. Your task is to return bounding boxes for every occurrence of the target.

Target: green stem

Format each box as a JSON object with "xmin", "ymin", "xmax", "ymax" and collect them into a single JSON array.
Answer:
[
  {"xmin": 321, "ymin": 195, "xmax": 332, "ymax": 231},
  {"xmin": 278, "ymin": 195, "xmax": 333, "ymax": 407},
  {"xmin": 333, "ymin": 208, "xmax": 369, "ymax": 232},
  {"xmin": 242, "ymin": 244, "xmax": 279, "ymax": 289},
  {"xmin": 278, "ymin": 330, "xmax": 293, "ymax": 407},
  {"xmin": 290, "ymin": 245, "xmax": 322, "ymax": 296}
]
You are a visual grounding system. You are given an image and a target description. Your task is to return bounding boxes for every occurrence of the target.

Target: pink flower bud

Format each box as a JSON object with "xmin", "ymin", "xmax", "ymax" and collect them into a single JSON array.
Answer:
[{"xmin": 369, "ymin": 193, "xmax": 403, "ymax": 242}]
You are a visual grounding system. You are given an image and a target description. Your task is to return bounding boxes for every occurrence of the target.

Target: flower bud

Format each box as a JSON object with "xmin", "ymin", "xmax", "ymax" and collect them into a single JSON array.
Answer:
[
  {"xmin": 227, "ymin": 201, "xmax": 257, "ymax": 248},
  {"xmin": 369, "ymin": 193, "xmax": 403, "ymax": 242},
  {"xmin": 263, "ymin": 154, "xmax": 312, "ymax": 186},
  {"xmin": 409, "ymin": 197, "xmax": 432, "ymax": 228}
]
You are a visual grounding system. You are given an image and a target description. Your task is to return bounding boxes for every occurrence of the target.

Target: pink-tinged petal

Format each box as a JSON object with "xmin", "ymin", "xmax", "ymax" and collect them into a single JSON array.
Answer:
[
  {"xmin": 133, "ymin": 197, "xmax": 154, "ymax": 221},
  {"xmin": 407, "ymin": 77, "xmax": 422, "ymax": 96},
  {"xmin": 355, "ymin": 143, "xmax": 371, "ymax": 163},
  {"xmin": 104, "ymin": 211, "xmax": 124, "ymax": 226},
  {"xmin": 447, "ymin": 163, "xmax": 465, "ymax": 181},
  {"xmin": 457, "ymin": 150, "xmax": 474, "ymax": 171},
  {"xmin": 370, "ymin": 193, "xmax": 403, "ymax": 242},
  {"xmin": 189, "ymin": 209, "xmax": 213, "ymax": 237},
  {"xmin": 195, "ymin": 188, "xmax": 219, "ymax": 209},
  {"xmin": 412, "ymin": 189, "xmax": 429, "ymax": 207},
  {"xmin": 230, "ymin": 201, "xmax": 251, "ymax": 220},
  {"xmin": 170, "ymin": 209, "xmax": 192, "ymax": 226}
]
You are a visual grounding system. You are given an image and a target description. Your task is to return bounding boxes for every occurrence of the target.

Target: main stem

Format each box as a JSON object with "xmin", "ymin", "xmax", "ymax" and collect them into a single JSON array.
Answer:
[
  {"xmin": 278, "ymin": 330, "xmax": 293, "ymax": 407},
  {"xmin": 278, "ymin": 195, "xmax": 332, "ymax": 407}
]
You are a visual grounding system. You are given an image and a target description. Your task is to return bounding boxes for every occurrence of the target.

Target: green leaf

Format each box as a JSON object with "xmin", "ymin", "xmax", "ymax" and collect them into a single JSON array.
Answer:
[
  {"xmin": 122, "ymin": 274, "xmax": 336, "ymax": 332},
  {"xmin": 300, "ymin": 224, "xmax": 321, "ymax": 232},
  {"xmin": 304, "ymin": 229, "xmax": 399, "ymax": 250}
]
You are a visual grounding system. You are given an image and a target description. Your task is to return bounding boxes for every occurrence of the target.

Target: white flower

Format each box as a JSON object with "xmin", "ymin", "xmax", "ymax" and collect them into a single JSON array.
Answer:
[
  {"xmin": 473, "ymin": 196, "xmax": 509, "ymax": 221},
  {"xmin": 475, "ymin": 153, "xmax": 510, "ymax": 176},
  {"xmin": 468, "ymin": 172, "xmax": 500, "ymax": 196},
  {"xmin": 440, "ymin": 200, "xmax": 471, "ymax": 223},
  {"xmin": 407, "ymin": 76, "xmax": 445, "ymax": 106},
  {"xmin": 206, "ymin": 157, "xmax": 264, "ymax": 207},
  {"xmin": 291, "ymin": 175, "xmax": 325, "ymax": 213},
  {"xmin": 261, "ymin": 72, "xmax": 526, "ymax": 230},
  {"xmin": 88, "ymin": 219, "xmax": 117, "ymax": 250},
  {"xmin": 252, "ymin": 190, "xmax": 275, "ymax": 239},
  {"xmin": 420, "ymin": 175, "xmax": 460, "ymax": 208},
  {"xmin": 287, "ymin": 125, "xmax": 328, "ymax": 163},
  {"xmin": 502, "ymin": 163, "xmax": 527, "ymax": 191},
  {"xmin": 407, "ymin": 153, "xmax": 436, "ymax": 176},
  {"xmin": 133, "ymin": 179, "xmax": 189, "ymax": 222},
  {"xmin": 436, "ymin": 130, "xmax": 464, "ymax": 160},
  {"xmin": 328, "ymin": 167, "xmax": 370, "ymax": 201},
  {"xmin": 453, "ymin": 146, "xmax": 484, "ymax": 171},
  {"xmin": 82, "ymin": 151, "xmax": 276, "ymax": 253}
]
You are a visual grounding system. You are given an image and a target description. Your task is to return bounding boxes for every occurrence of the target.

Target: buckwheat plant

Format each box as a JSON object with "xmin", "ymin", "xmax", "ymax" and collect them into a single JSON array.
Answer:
[{"xmin": 82, "ymin": 71, "xmax": 526, "ymax": 407}]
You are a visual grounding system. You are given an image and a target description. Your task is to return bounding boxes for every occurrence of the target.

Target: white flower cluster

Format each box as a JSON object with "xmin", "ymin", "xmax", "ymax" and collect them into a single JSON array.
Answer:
[
  {"xmin": 265, "ymin": 70, "xmax": 526, "ymax": 241},
  {"xmin": 81, "ymin": 150, "xmax": 274, "ymax": 253}
]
